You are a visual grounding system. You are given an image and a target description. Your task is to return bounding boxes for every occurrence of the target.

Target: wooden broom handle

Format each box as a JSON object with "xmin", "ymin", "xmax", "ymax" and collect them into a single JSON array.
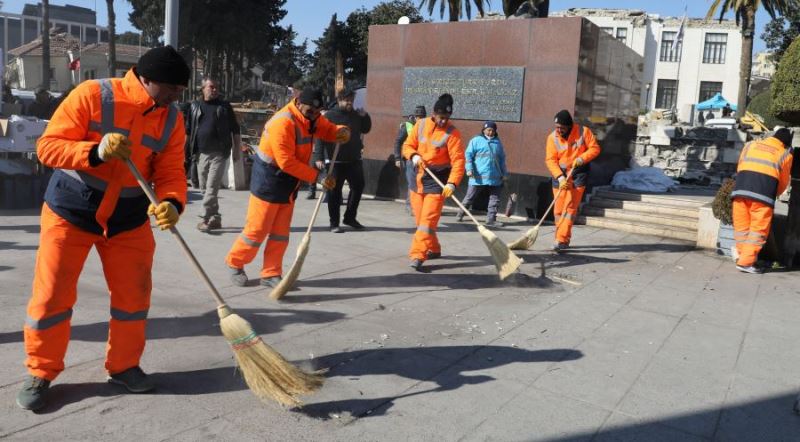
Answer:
[
  {"xmin": 125, "ymin": 159, "xmax": 227, "ymax": 307},
  {"xmin": 537, "ymin": 167, "xmax": 577, "ymax": 229},
  {"xmin": 304, "ymin": 143, "xmax": 341, "ymax": 235},
  {"xmin": 422, "ymin": 166, "xmax": 482, "ymax": 227}
]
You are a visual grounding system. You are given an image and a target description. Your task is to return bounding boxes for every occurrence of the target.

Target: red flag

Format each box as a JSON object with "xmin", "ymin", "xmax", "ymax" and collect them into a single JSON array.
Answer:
[{"xmin": 68, "ymin": 58, "xmax": 80, "ymax": 71}]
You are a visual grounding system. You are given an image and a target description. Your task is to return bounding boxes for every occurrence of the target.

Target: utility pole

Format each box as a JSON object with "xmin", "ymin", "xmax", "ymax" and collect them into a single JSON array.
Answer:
[
  {"xmin": 42, "ymin": 0, "xmax": 50, "ymax": 89},
  {"xmin": 165, "ymin": 0, "xmax": 179, "ymax": 47}
]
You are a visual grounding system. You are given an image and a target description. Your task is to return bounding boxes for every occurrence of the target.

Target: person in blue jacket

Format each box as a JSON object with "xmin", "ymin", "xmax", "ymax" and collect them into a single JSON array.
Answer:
[{"xmin": 457, "ymin": 121, "xmax": 508, "ymax": 227}]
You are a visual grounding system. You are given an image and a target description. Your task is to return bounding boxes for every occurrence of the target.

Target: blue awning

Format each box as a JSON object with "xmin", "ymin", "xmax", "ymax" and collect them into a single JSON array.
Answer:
[{"xmin": 696, "ymin": 93, "xmax": 737, "ymax": 111}]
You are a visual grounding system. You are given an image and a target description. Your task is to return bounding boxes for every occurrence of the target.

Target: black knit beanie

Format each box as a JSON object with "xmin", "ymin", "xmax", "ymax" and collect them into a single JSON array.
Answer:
[
  {"xmin": 774, "ymin": 128, "xmax": 793, "ymax": 147},
  {"xmin": 433, "ymin": 93, "xmax": 454, "ymax": 114},
  {"xmin": 554, "ymin": 109, "xmax": 573, "ymax": 126},
  {"xmin": 137, "ymin": 46, "xmax": 190, "ymax": 86},
  {"xmin": 298, "ymin": 87, "xmax": 324, "ymax": 108}
]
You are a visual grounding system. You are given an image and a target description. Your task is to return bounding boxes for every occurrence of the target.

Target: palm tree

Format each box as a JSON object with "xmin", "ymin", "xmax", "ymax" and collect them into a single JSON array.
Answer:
[
  {"xmin": 107, "ymin": 0, "xmax": 117, "ymax": 77},
  {"xmin": 706, "ymin": 0, "xmax": 796, "ymax": 114},
  {"xmin": 418, "ymin": 0, "xmax": 489, "ymax": 21},
  {"xmin": 503, "ymin": 0, "xmax": 549, "ymax": 18},
  {"xmin": 41, "ymin": 0, "xmax": 50, "ymax": 89}
]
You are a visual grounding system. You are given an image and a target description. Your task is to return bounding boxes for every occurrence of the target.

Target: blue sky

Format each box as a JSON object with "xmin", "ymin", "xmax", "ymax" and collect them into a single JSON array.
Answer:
[{"xmin": 4, "ymin": 0, "xmax": 773, "ymax": 52}]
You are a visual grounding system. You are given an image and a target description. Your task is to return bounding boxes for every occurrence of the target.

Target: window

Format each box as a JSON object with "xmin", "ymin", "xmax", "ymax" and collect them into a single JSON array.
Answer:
[
  {"xmin": 616, "ymin": 28, "xmax": 627, "ymax": 43},
  {"xmin": 85, "ymin": 27, "xmax": 97, "ymax": 43},
  {"xmin": 7, "ymin": 18, "xmax": 21, "ymax": 51},
  {"xmin": 23, "ymin": 19, "xmax": 38, "ymax": 44},
  {"xmin": 659, "ymin": 31, "xmax": 682, "ymax": 62},
  {"xmin": 601, "ymin": 27, "xmax": 614, "ymax": 36},
  {"xmin": 100, "ymin": 30, "xmax": 109, "ymax": 42},
  {"xmin": 655, "ymin": 79, "xmax": 678, "ymax": 109},
  {"xmin": 84, "ymin": 70, "xmax": 96, "ymax": 80},
  {"xmin": 703, "ymin": 33, "xmax": 727, "ymax": 64},
  {"xmin": 698, "ymin": 81, "xmax": 722, "ymax": 102},
  {"xmin": 70, "ymin": 24, "xmax": 81, "ymax": 39}
]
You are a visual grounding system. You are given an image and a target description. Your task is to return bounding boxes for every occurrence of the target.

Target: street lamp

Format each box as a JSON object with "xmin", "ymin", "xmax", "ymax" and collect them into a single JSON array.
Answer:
[{"xmin": 644, "ymin": 82, "xmax": 651, "ymax": 111}]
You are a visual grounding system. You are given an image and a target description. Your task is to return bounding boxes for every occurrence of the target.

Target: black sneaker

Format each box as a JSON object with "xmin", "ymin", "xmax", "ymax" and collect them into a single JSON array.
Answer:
[
  {"xmin": 330, "ymin": 226, "xmax": 344, "ymax": 233},
  {"xmin": 409, "ymin": 259, "xmax": 423, "ymax": 271},
  {"xmin": 485, "ymin": 220, "xmax": 504, "ymax": 228},
  {"xmin": 306, "ymin": 192, "xmax": 316, "ymax": 200},
  {"xmin": 16, "ymin": 375, "xmax": 50, "ymax": 411},
  {"xmin": 108, "ymin": 366, "xmax": 155, "ymax": 393},
  {"xmin": 426, "ymin": 251, "xmax": 441, "ymax": 260},
  {"xmin": 456, "ymin": 212, "xmax": 464, "ymax": 222},
  {"xmin": 343, "ymin": 219, "xmax": 365, "ymax": 230},
  {"xmin": 228, "ymin": 267, "xmax": 248, "ymax": 287},
  {"xmin": 207, "ymin": 218, "xmax": 222, "ymax": 230},
  {"xmin": 260, "ymin": 276, "xmax": 282, "ymax": 288}
]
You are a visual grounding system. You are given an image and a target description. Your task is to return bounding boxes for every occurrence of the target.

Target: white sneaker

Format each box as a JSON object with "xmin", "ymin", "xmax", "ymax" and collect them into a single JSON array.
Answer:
[{"xmin": 736, "ymin": 264, "xmax": 764, "ymax": 274}]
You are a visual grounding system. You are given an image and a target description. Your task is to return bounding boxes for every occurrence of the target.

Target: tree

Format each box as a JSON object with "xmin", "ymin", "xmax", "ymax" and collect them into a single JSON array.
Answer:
[
  {"xmin": 41, "ymin": 0, "xmax": 50, "ymax": 89},
  {"xmin": 761, "ymin": 2, "xmax": 800, "ymax": 63},
  {"xmin": 262, "ymin": 26, "xmax": 307, "ymax": 87},
  {"xmin": 706, "ymin": 0, "xmax": 797, "ymax": 114},
  {"xmin": 770, "ymin": 36, "xmax": 800, "ymax": 123},
  {"xmin": 747, "ymin": 89, "xmax": 788, "ymax": 128},
  {"xmin": 116, "ymin": 31, "xmax": 142, "ymax": 46},
  {"xmin": 306, "ymin": 14, "xmax": 345, "ymax": 102},
  {"xmin": 417, "ymin": 0, "xmax": 487, "ymax": 21},
  {"xmin": 107, "ymin": 0, "xmax": 117, "ymax": 77},
  {"xmin": 342, "ymin": 1, "xmax": 425, "ymax": 86},
  {"xmin": 503, "ymin": 0, "xmax": 549, "ymax": 18}
]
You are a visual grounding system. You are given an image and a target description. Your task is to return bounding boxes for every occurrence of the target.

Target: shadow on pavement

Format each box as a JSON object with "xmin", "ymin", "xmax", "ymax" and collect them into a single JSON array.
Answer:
[
  {"xmin": 0, "ymin": 240, "xmax": 38, "ymax": 251},
  {"xmin": 553, "ymin": 392, "xmax": 800, "ymax": 441},
  {"xmin": 0, "ymin": 307, "xmax": 345, "ymax": 345},
  {"xmin": 0, "ymin": 224, "xmax": 41, "ymax": 234},
  {"xmin": 297, "ymin": 345, "xmax": 583, "ymax": 420},
  {"xmin": 564, "ymin": 243, "xmax": 694, "ymax": 254}
]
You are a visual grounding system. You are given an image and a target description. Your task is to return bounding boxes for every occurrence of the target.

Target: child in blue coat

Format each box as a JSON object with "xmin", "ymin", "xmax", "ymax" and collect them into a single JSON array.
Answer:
[{"xmin": 457, "ymin": 121, "xmax": 508, "ymax": 227}]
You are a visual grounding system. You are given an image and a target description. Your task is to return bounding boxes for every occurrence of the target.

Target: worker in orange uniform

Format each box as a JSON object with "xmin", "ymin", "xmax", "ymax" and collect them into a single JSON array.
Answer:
[
  {"xmin": 225, "ymin": 88, "xmax": 350, "ymax": 287},
  {"xmin": 17, "ymin": 46, "xmax": 191, "ymax": 411},
  {"xmin": 730, "ymin": 128, "xmax": 793, "ymax": 273},
  {"xmin": 402, "ymin": 93, "xmax": 466, "ymax": 271},
  {"xmin": 545, "ymin": 109, "xmax": 601, "ymax": 252}
]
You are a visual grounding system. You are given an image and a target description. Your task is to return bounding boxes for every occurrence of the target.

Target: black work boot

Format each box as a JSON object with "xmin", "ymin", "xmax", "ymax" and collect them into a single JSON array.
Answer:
[
  {"xmin": 108, "ymin": 366, "xmax": 155, "ymax": 393},
  {"xmin": 17, "ymin": 375, "xmax": 50, "ymax": 411}
]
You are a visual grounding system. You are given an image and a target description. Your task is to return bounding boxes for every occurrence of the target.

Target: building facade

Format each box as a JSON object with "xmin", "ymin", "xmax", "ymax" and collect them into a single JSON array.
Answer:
[
  {"xmin": 553, "ymin": 8, "xmax": 742, "ymax": 122},
  {"xmin": 0, "ymin": 3, "xmax": 109, "ymax": 66}
]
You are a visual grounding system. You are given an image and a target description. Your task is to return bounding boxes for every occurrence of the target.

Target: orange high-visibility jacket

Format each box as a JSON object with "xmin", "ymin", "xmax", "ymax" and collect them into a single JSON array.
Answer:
[
  {"xmin": 38, "ymin": 69, "xmax": 187, "ymax": 237},
  {"xmin": 401, "ymin": 117, "xmax": 466, "ymax": 193},
  {"xmin": 732, "ymin": 136, "xmax": 793, "ymax": 205},
  {"xmin": 250, "ymin": 100, "xmax": 342, "ymax": 203},
  {"xmin": 545, "ymin": 124, "xmax": 601, "ymax": 188}
]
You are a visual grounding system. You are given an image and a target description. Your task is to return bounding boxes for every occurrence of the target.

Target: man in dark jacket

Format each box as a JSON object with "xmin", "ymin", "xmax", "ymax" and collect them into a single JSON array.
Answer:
[
  {"xmin": 186, "ymin": 77, "xmax": 241, "ymax": 232},
  {"xmin": 394, "ymin": 105, "xmax": 426, "ymax": 213},
  {"xmin": 314, "ymin": 89, "xmax": 372, "ymax": 232}
]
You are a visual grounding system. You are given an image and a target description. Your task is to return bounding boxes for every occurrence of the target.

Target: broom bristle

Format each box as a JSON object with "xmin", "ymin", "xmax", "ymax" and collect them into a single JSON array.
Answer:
[
  {"xmin": 269, "ymin": 233, "xmax": 311, "ymax": 300},
  {"xmin": 508, "ymin": 226, "xmax": 538, "ymax": 250},
  {"xmin": 478, "ymin": 225, "xmax": 523, "ymax": 280},
  {"xmin": 218, "ymin": 306, "xmax": 325, "ymax": 407}
]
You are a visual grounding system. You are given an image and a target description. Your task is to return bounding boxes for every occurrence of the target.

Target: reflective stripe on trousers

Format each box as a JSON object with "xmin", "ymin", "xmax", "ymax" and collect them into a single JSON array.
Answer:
[
  {"xmin": 409, "ymin": 191, "xmax": 444, "ymax": 260},
  {"xmin": 732, "ymin": 198, "xmax": 773, "ymax": 267},
  {"xmin": 226, "ymin": 194, "xmax": 294, "ymax": 278},
  {"xmin": 553, "ymin": 186, "xmax": 585, "ymax": 245},
  {"xmin": 24, "ymin": 204, "xmax": 155, "ymax": 380}
]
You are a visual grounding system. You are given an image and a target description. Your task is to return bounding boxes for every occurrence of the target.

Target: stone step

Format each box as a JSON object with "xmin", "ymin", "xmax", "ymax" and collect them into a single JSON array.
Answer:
[
  {"xmin": 576, "ymin": 215, "xmax": 698, "ymax": 242},
  {"xmin": 594, "ymin": 189, "xmax": 709, "ymax": 208},
  {"xmin": 581, "ymin": 206, "xmax": 698, "ymax": 230},
  {"xmin": 587, "ymin": 197, "xmax": 700, "ymax": 219}
]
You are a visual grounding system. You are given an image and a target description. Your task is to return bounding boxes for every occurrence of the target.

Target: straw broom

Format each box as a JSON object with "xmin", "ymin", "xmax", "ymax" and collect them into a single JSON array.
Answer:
[
  {"xmin": 269, "ymin": 143, "xmax": 341, "ymax": 300},
  {"xmin": 508, "ymin": 168, "xmax": 575, "ymax": 250},
  {"xmin": 423, "ymin": 167, "xmax": 522, "ymax": 280},
  {"xmin": 125, "ymin": 159, "xmax": 323, "ymax": 407}
]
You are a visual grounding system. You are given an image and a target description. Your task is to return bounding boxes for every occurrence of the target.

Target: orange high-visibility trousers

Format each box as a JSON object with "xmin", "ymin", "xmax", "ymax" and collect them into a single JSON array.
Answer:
[
  {"xmin": 226, "ymin": 195, "xmax": 294, "ymax": 278},
  {"xmin": 553, "ymin": 186, "xmax": 585, "ymax": 245},
  {"xmin": 409, "ymin": 190, "xmax": 444, "ymax": 261},
  {"xmin": 24, "ymin": 204, "xmax": 155, "ymax": 381},
  {"xmin": 732, "ymin": 198, "xmax": 773, "ymax": 267}
]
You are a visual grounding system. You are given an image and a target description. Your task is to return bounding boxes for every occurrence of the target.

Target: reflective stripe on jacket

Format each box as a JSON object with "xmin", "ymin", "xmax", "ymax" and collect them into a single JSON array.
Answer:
[
  {"xmin": 732, "ymin": 137, "xmax": 793, "ymax": 206},
  {"xmin": 401, "ymin": 117, "xmax": 465, "ymax": 194},
  {"xmin": 465, "ymin": 135, "xmax": 507, "ymax": 186},
  {"xmin": 250, "ymin": 101, "xmax": 341, "ymax": 203},
  {"xmin": 38, "ymin": 69, "xmax": 187, "ymax": 237},
  {"xmin": 545, "ymin": 124, "xmax": 601, "ymax": 188}
]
